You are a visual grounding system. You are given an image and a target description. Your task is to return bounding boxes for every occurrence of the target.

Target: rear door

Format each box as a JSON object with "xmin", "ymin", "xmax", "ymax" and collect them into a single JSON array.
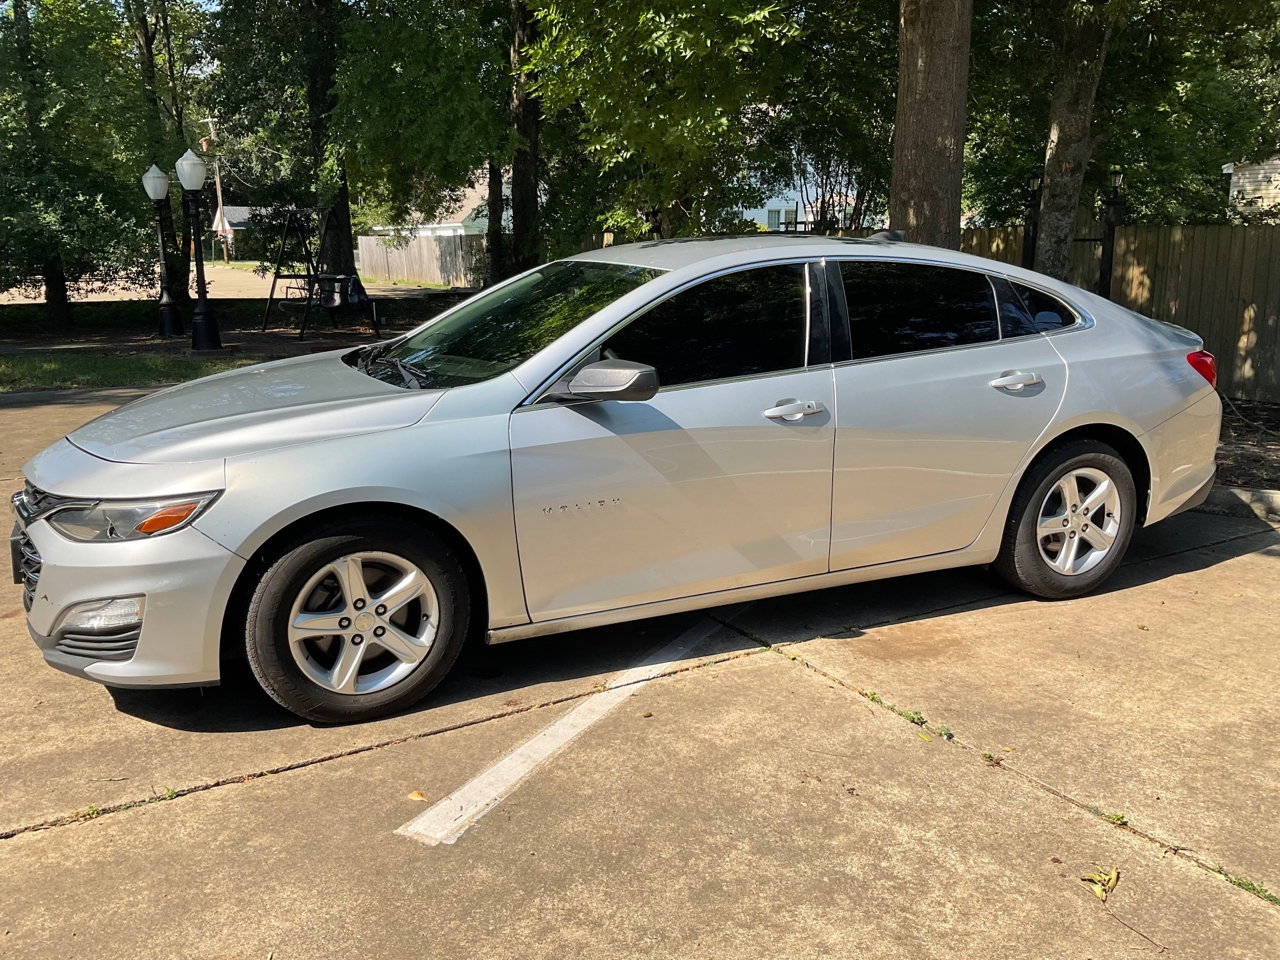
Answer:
[
  {"xmin": 510, "ymin": 262, "xmax": 836, "ymax": 621},
  {"xmin": 829, "ymin": 260, "xmax": 1067, "ymax": 572}
]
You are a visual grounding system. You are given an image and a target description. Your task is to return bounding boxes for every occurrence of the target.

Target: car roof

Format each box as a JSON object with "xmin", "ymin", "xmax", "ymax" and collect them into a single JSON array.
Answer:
[
  {"xmin": 565, "ymin": 234, "xmax": 1103, "ymax": 314},
  {"xmin": 568, "ymin": 234, "xmax": 996, "ymax": 274}
]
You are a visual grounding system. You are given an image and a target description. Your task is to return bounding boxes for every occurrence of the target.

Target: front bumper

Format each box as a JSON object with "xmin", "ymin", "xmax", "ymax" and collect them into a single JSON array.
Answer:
[{"xmin": 14, "ymin": 516, "xmax": 245, "ymax": 688}]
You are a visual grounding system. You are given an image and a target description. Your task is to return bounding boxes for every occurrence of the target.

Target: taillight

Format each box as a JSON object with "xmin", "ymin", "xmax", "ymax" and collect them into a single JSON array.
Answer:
[{"xmin": 1187, "ymin": 350, "xmax": 1216, "ymax": 389}]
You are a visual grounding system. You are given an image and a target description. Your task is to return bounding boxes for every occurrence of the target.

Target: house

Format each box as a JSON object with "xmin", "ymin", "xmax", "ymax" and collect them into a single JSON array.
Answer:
[
  {"xmin": 369, "ymin": 181, "xmax": 511, "ymax": 238},
  {"xmin": 742, "ymin": 188, "xmax": 809, "ymax": 231},
  {"xmin": 1222, "ymin": 158, "xmax": 1280, "ymax": 211}
]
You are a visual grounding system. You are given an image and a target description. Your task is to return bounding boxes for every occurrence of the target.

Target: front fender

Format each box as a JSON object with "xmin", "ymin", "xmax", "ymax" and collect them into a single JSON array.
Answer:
[{"xmin": 192, "ymin": 411, "xmax": 529, "ymax": 630}]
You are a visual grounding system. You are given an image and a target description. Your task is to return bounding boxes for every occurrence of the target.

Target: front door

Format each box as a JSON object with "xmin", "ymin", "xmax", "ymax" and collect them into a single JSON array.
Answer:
[{"xmin": 510, "ymin": 262, "xmax": 836, "ymax": 621}]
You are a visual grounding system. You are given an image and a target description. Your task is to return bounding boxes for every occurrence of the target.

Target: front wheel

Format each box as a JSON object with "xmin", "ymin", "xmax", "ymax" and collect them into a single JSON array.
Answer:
[
  {"xmin": 994, "ymin": 440, "xmax": 1138, "ymax": 599},
  {"xmin": 245, "ymin": 520, "xmax": 469, "ymax": 723}
]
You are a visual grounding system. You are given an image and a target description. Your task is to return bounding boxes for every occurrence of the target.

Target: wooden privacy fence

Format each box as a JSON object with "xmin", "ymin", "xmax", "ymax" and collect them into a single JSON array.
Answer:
[
  {"xmin": 961, "ymin": 223, "xmax": 1280, "ymax": 402},
  {"xmin": 357, "ymin": 234, "xmax": 486, "ymax": 288}
]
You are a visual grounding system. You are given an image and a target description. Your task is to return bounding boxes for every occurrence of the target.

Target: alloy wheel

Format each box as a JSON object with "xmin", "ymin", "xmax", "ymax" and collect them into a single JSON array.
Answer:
[
  {"xmin": 286, "ymin": 551, "xmax": 439, "ymax": 695},
  {"xmin": 1036, "ymin": 467, "xmax": 1123, "ymax": 577}
]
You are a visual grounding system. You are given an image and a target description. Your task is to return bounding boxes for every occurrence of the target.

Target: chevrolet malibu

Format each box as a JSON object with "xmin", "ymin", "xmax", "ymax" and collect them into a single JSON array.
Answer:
[{"xmin": 11, "ymin": 236, "xmax": 1220, "ymax": 722}]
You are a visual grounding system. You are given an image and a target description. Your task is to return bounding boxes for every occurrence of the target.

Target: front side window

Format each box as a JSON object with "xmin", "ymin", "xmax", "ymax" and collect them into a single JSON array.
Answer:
[
  {"xmin": 839, "ymin": 261, "xmax": 999, "ymax": 360},
  {"xmin": 362, "ymin": 260, "xmax": 664, "ymax": 388},
  {"xmin": 600, "ymin": 263, "xmax": 809, "ymax": 388}
]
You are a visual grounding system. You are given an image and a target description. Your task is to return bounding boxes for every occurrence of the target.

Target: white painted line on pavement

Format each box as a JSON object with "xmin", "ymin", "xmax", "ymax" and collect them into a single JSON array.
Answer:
[{"xmin": 395, "ymin": 611, "xmax": 738, "ymax": 846}]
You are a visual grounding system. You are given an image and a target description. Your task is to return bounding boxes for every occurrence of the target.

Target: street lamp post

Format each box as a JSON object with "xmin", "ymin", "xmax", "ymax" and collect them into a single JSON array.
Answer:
[
  {"xmin": 1098, "ymin": 168, "xmax": 1127, "ymax": 301},
  {"xmin": 142, "ymin": 164, "xmax": 183, "ymax": 338},
  {"xmin": 1021, "ymin": 175, "xmax": 1043, "ymax": 271},
  {"xmin": 175, "ymin": 149, "xmax": 221, "ymax": 350}
]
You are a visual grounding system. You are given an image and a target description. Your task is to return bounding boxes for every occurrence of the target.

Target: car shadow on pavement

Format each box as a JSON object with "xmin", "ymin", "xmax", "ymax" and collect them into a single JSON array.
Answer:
[{"xmin": 105, "ymin": 511, "xmax": 1279, "ymax": 734}]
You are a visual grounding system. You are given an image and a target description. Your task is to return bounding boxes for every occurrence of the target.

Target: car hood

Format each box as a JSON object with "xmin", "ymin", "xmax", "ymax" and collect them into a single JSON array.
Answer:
[{"xmin": 68, "ymin": 351, "xmax": 445, "ymax": 464}]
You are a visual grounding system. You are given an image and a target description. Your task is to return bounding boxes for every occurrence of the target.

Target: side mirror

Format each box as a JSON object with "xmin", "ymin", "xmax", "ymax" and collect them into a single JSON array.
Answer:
[{"xmin": 565, "ymin": 359, "xmax": 659, "ymax": 402}]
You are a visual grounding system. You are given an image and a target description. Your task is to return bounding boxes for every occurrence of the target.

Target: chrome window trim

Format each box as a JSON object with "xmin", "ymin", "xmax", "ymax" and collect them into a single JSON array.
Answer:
[
  {"xmin": 999, "ymin": 275, "xmax": 1093, "ymax": 337},
  {"xmin": 521, "ymin": 257, "xmax": 820, "ymax": 407},
  {"xmin": 830, "ymin": 336, "xmax": 1015, "ymax": 370}
]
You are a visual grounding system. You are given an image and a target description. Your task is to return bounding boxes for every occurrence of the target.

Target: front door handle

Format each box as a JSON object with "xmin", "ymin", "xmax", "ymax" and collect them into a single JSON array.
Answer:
[
  {"xmin": 990, "ymin": 370, "xmax": 1041, "ymax": 392},
  {"xmin": 763, "ymin": 399, "xmax": 824, "ymax": 422}
]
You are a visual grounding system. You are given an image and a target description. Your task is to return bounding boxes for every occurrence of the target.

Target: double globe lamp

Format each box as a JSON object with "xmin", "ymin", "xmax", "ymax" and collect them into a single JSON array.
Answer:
[{"xmin": 141, "ymin": 149, "xmax": 221, "ymax": 350}]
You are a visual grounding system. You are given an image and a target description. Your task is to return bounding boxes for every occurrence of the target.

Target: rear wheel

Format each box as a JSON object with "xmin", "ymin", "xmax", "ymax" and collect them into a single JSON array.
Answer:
[
  {"xmin": 994, "ymin": 440, "xmax": 1138, "ymax": 599},
  {"xmin": 245, "ymin": 519, "xmax": 469, "ymax": 723}
]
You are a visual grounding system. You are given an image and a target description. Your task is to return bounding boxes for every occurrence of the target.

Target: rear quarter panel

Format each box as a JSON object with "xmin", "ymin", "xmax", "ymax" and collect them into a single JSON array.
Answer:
[{"xmin": 1035, "ymin": 291, "xmax": 1218, "ymax": 524}]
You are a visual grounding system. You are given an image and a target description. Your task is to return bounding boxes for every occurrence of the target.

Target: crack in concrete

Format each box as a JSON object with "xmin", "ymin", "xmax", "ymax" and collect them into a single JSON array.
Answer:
[
  {"xmin": 0, "ymin": 644, "xmax": 767, "ymax": 842},
  {"xmin": 711, "ymin": 613, "xmax": 1280, "ymax": 913}
]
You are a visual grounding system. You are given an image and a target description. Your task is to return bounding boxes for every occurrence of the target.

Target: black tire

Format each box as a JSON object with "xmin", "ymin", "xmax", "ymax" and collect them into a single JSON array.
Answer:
[
  {"xmin": 245, "ymin": 519, "xmax": 469, "ymax": 723},
  {"xmin": 994, "ymin": 440, "xmax": 1138, "ymax": 599}
]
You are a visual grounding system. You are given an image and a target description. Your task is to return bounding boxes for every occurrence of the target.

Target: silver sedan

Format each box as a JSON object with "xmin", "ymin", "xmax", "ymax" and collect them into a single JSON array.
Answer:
[{"xmin": 11, "ymin": 236, "xmax": 1221, "ymax": 722}]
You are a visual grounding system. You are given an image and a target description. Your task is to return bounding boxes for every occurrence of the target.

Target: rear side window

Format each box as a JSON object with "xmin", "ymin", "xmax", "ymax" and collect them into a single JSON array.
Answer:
[
  {"xmin": 1010, "ymin": 281, "xmax": 1076, "ymax": 332},
  {"xmin": 991, "ymin": 276, "xmax": 1040, "ymax": 338},
  {"xmin": 601, "ymin": 263, "xmax": 808, "ymax": 388},
  {"xmin": 838, "ymin": 261, "xmax": 998, "ymax": 359}
]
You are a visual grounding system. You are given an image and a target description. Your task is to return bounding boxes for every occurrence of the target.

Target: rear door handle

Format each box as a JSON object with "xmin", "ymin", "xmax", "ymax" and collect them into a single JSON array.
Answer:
[
  {"xmin": 763, "ymin": 399, "xmax": 824, "ymax": 422},
  {"xmin": 989, "ymin": 371, "xmax": 1041, "ymax": 392}
]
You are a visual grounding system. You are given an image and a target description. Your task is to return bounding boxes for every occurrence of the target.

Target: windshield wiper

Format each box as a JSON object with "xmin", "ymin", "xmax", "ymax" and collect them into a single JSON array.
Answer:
[{"xmin": 374, "ymin": 356, "xmax": 429, "ymax": 389}]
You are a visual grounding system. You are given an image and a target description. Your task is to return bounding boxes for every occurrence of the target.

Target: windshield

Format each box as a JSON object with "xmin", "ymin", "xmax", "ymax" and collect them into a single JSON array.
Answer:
[{"xmin": 358, "ymin": 260, "xmax": 665, "ymax": 389}]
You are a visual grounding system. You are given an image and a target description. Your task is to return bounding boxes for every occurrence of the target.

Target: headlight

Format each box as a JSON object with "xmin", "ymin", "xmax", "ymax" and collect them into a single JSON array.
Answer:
[{"xmin": 46, "ymin": 493, "xmax": 219, "ymax": 543}]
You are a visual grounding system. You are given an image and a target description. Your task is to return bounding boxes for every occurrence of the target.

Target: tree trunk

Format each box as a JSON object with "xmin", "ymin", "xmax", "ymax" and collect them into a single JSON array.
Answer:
[
  {"xmin": 321, "ymin": 167, "xmax": 358, "ymax": 277},
  {"xmin": 124, "ymin": 0, "xmax": 188, "ymax": 302},
  {"xmin": 124, "ymin": 0, "xmax": 164, "ymax": 150},
  {"xmin": 41, "ymin": 255, "xmax": 72, "ymax": 334},
  {"xmin": 508, "ymin": 0, "xmax": 540, "ymax": 272},
  {"xmin": 1033, "ymin": 14, "xmax": 1110, "ymax": 281},
  {"xmin": 888, "ymin": 0, "xmax": 973, "ymax": 249},
  {"xmin": 303, "ymin": 0, "xmax": 356, "ymax": 276},
  {"xmin": 485, "ymin": 159, "xmax": 506, "ymax": 285}
]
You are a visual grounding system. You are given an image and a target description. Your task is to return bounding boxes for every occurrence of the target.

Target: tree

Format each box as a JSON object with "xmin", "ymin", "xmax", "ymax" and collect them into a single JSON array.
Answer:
[
  {"xmin": 0, "ymin": 0, "xmax": 154, "ymax": 330},
  {"xmin": 965, "ymin": 0, "xmax": 1280, "ymax": 274},
  {"xmin": 528, "ymin": 2, "xmax": 801, "ymax": 238},
  {"xmin": 1033, "ymin": 0, "xmax": 1112, "ymax": 278},
  {"xmin": 772, "ymin": 0, "xmax": 898, "ymax": 232},
  {"xmin": 888, "ymin": 0, "xmax": 973, "ymax": 248},
  {"xmin": 121, "ymin": 0, "xmax": 206, "ymax": 300},
  {"xmin": 206, "ymin": 0, "xmax": 357, "ymax": 274}
]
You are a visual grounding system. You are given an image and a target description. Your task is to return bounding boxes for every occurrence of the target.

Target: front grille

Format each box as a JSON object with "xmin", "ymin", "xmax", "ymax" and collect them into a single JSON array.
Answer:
[
  {"xmin": 55, "ymin": 626, "xmax": 142, "ymax": 662},
  {"xmin": 23, "ymin": 480, "xmax": 54, "ymax": 515},
  {"xmin": 18, "ymin": 529, "xmax": 40, "ymax": 613}
]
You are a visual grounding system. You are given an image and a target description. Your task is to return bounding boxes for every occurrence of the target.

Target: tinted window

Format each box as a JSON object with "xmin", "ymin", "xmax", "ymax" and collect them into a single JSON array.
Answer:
[
  {"xmin": 601, "ymin": 264, "xmax": 808, "ymax": 387},
  {"xmin": 839, "ymin": 261, "xmax": 999, "ymax": 359},
  {"xmin": 370, "ymin": 260, "xmax": 664, "ymax": 388},
  {"xmin": 1011, "ymin": 282, "xmax": 1076, "ymax": 332},
  {"xmin": 991, "ymin": 275, "xmax": 1040, "ymax": 338}
]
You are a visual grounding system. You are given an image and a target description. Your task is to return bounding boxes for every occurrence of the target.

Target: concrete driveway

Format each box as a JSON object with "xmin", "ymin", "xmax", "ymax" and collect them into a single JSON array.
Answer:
[{"xmin": 1, "ymin": 393, "xmax": 1278, "ymax": 958}]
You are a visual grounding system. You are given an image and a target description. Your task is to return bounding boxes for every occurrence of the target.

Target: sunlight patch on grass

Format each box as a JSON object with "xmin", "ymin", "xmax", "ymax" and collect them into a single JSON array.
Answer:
[{"xmin": 0, "ymin": 352, "xmax": 268, "ymax": 392}]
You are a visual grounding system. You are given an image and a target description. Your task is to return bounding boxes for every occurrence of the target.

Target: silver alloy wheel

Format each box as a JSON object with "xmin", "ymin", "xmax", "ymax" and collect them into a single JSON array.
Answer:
[
  {"xmin": 1036, "ymin": 467, "xmax": 1123, "ymax": 576},
  {"xmin": 286, "ymin": 550, "xmax": 439, "ymax": 695}
]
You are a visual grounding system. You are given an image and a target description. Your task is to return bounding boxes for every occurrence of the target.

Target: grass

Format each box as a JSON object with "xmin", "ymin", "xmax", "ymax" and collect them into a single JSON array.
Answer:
[
  {"xmin": 1086, "ymin": 804, "xmax": 1129, "ymax": 826},
  {"xmin": 0, "ymin": 352, "xmax": 266, "ymax": 392},
  {"xmin": 1, "ymin": 295, "xmax": 457, "ymax": 341},
  {"xmin": 1218, "ymin": 868, "xmax": 1280, "ymax": 907}
]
